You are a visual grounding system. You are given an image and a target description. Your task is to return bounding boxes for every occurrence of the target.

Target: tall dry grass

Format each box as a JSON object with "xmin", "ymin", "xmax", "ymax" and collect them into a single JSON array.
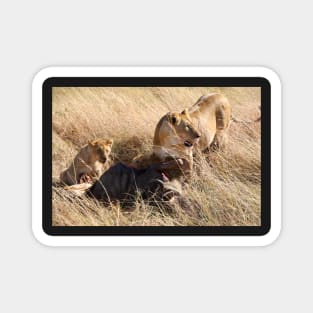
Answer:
[{"xmin": 52, "ymin": 87, "xmax": 261, "ymax": 226}]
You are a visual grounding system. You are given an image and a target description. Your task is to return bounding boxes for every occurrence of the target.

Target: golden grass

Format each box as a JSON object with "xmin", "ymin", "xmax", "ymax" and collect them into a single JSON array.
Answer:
[{"xmin": 52, "ymin": 86, "xmax": 261, "ymax": 226}]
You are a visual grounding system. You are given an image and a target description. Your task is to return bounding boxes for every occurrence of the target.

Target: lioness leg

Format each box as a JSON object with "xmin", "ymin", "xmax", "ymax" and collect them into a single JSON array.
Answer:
[
  {"xmin": 212, "ymin": 129, "xmax": 229, "ymax": 150},
  {"xmin": 209, "ymin": 127, "xmax": 229, "ymax": 152},
  {"xmin": 213, "ymin": 102, "xmax": 231, "ymax": 150}
]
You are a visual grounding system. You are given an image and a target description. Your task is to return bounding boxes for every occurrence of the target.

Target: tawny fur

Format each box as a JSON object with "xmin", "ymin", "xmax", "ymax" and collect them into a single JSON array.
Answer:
[
  {"xmin": 152, "ymin": 110, "xmax": 201, "ymax": 172},
  {"xmin": 60, "ymin": 138, "xmax": 113, "ymax": 185},
  {"xmin": 187, "ymin": 93, "xmax": 232, "ymax": 150},
  {"xmin": 153, "ymin": 93, "xmax": 232, "ymax": 163}
]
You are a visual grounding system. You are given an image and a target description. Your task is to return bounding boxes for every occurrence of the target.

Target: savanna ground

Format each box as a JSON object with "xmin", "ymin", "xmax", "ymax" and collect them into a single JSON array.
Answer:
[{"xmin": 52, "ymin": 86, "xmax": 261, "ymax": 226}]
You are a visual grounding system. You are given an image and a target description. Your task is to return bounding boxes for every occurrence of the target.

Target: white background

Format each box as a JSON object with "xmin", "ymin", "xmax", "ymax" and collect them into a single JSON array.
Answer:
[
  {"xmin": 32, "ymin": 67, "xmax": 281, "ymax": 247},
  {"xmin": 0, "ymin": 0, "xmax": 311, "ymax": 312}
]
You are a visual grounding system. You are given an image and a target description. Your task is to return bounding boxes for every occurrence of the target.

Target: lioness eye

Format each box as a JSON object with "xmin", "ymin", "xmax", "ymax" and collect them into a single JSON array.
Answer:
[{"xmin": 185, "ymin": 126, "xmax": 190, "ymax": 131}]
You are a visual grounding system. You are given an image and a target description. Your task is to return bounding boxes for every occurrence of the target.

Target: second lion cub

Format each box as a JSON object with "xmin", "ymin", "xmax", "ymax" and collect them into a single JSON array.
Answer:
[{"xmin": 60, "ymin": 138, "xmax": 113, "ymax": 185}]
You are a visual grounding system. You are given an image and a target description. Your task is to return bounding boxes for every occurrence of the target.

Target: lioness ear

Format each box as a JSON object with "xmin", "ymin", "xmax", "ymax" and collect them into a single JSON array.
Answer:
[
  {"xmin": 196, "ymin": 95, "xmax": 205, "ymax": 103},
  {"xmin": 181, "ymin": 109, "xmax": 190, "ymax": 116},
  {"xmin": 107, "ymin": 139, "xmax": 113, "ymax": 146},
  {"xmin": 171, "ymin": 113, "xmax": 181, "ymax": 125}
]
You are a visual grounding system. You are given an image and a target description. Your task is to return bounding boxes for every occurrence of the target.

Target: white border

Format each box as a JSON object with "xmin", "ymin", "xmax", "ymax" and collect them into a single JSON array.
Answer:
[{"xmin": 32, "ymin": 67, "xmax": 281, "ymax": 246}]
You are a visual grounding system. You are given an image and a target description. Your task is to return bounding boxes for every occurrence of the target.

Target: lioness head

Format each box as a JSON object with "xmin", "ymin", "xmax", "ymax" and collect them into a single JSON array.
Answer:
[
  {"xmin": 88, "ymin": 138, "xmax": 113, "ymax": 163},
  {"xmin": 164, "ymin": 109, "xmax": 200, "ymax": 148}
]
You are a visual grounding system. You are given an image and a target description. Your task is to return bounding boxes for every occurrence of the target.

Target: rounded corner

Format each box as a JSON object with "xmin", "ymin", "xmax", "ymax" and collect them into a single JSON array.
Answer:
[
  {"xmin": 32, "ymin": 67, "xmax": 58, "ymax": 90},
  {"xmin": 257, "ymin": 66, "xmax": 282, "ymax": 88},
  {"xmin": 259, "ymin": 224, "xmax": 282, "ymax": 247},
  {"xmin": 31, "ymin": 224, "xmax": 54, "ymax": 247}
]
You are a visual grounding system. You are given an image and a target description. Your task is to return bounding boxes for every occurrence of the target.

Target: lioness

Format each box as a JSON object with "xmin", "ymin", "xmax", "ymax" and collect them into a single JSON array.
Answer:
[
  {"xmin": 152, "ymin": 111, "xmax": 201, "ymax": 172},
  {"xmin": 153, "ymin": 93, "xmax": 231, "ymax": 159},
  {"xmin": 60, "ymin": 138, "xmax": 113, "ymax": 185}
]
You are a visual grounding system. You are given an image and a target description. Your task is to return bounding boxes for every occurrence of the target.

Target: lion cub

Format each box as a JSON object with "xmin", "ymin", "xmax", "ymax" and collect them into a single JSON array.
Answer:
[{"xmin": 60, "ymin": 138, "xmax": 113, "ymax": 185}]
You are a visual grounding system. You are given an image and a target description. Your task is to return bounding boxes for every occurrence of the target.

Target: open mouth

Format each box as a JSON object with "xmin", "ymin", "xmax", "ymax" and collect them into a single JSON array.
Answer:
[{"xmin": 184, "ymin": 140, "xmax": 193, "ymax": 147}]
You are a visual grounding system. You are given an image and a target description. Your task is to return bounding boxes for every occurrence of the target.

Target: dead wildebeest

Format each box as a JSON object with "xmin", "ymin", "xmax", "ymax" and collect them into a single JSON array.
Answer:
[{"xmin": 86, "ymin": 158, "xmax": 186, "ymax": 207}]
